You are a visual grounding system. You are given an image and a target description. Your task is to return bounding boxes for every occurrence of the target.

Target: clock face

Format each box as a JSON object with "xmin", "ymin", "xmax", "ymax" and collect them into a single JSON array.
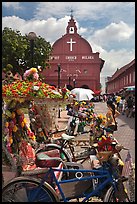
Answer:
[{"xmin": 69, "ymin": 27, "xmax": 74, "ymax": 34}]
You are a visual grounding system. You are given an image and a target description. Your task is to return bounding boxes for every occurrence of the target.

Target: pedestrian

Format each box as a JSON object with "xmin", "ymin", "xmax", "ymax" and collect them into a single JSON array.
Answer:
[
  {"xmin": 121, "ymin": 96, "xmax": 126, "ymax": 115},
  {"xmin": 105, "ymin": 100, "xmax": 120, "ymax": 134},
  {"xmin": 103, "ymin": 94, "xmax": 107, "ymax": 102},
  {"xmin": 112, "ymin": 94, "xmax": 116, "ymax": 104},
  {"xmin": 118, "ymin": 96, "xmax": 125, "ymax": 113},
  {"xmin": 116, "ymin": 94, "xmax": 121, "ymax": 111},
  {"xmin": 126, "ymin": 96, "xmax": 134, "ymax": 118}
]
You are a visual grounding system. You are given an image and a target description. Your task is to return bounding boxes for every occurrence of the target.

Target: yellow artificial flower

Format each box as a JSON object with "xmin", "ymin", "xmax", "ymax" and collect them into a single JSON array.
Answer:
[
  {"xmin": 23, "ymin": 118, "xmax": 27, "ymax": 124},
  {"xmin": 30, "ymin": 68, "xmax": 38, "ymax": 73},
  {"xmin": 27, "ymin": 127, "xmax": 31, "ymax": 131},
  {"xmin": 9, "ymin": 137, "xmax": 13, "ymax": 144},
  {"xmin": 29, "ymin": 135, "xmax": 36, "ymax": 141},
  {"xmin": 11, "ymin": 112, "xmax": 16, "ymax": 119},
  {"xmin": 102, "ymin": 135, "xmax": 107, "ymax": 140},
  {"xmin": 82, "ymin": 101, "xmax": 86, "ymax": 105},
  {"xmin": 5, "ymin": 122, "xmax": 9, "ymax": 128},
  {"xmin": 102, "ymin": 119, "xmax": 107, "ymax": 125},
  {"xmin": 74, "ymin": 102, "xmax": 79, "ymax": 106},
  {"xmin": 13, "ymin": 125, "xmax": 18, "ymax": 132},
  {"xmin": 21, "ymin": 122, "xmax": 25, "ymax": 127},
  {"xmin": 98, "ymin": 113, "xmax": 103, "ymax": 119}
]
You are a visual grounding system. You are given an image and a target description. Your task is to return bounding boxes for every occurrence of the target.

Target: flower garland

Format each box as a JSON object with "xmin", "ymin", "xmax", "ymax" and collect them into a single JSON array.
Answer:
[{"xmin": 3, "ymin": 99, "xmax": 36, "ymax": 156}]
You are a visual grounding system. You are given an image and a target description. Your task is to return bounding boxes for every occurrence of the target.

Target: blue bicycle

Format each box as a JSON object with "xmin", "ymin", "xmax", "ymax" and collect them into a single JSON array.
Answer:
[{"xmin": 2, "ymin": 152, "xmax": 130, "ymax": 202}]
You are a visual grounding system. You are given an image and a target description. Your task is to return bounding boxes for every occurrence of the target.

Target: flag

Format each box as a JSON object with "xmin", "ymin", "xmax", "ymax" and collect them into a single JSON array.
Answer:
[{"xmin": 122, "ymin": 150, "xmax": 133, "ymax": 177}]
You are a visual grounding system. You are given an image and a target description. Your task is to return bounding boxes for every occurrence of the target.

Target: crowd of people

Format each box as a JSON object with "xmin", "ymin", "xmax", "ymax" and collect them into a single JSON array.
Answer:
[{"xmin": 102, "ymin": 93, "xmax": 135, "ymax": 118}]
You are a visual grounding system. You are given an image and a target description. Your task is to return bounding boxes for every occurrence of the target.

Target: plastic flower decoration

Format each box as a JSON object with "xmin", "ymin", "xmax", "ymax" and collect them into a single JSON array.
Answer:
[
  {"xmin": 2, "ymin": 68, "xmax": 71, "ymax": 99},
  {"xmin": 23, "ymin": 68, "xmax": 39, "ymax": 81},
  {"xmin": 61, "ymin": 87, "xmax": 71, "ymax": 98},
  {"xmin": 2, "ymin": 99, "xmax": 37, "ymax": 156},
  {"xmin": 97, "ymin": 135, "xmax": 117, "ymax": 152},
  {"xmin": 96, "ymin": 113, "xmax": 103, "ymax": 125},
  {"xmin": 74, "ymin": 101, "xmax": 79, "ymax": 106}
]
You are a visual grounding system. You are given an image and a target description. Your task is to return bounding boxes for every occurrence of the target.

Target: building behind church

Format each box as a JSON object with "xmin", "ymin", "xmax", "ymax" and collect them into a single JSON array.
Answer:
[
  {"xmin": 106, "ymin": 59, "xmax": 135, "ymax": 94},
  {"xmin": 42, "ymin": 14, "xmax": 105, "ymax": 93}
]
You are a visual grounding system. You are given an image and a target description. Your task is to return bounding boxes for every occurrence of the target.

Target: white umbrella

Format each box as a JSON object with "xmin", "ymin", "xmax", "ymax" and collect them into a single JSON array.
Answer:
[{"xmin": 71, "ymin": 88, "xmax": 94, "ymax": 101}]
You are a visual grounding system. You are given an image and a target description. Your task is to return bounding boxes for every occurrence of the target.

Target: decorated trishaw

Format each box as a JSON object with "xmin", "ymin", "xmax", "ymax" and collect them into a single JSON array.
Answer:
[{"xmin": 2, "ymin": 68, "xmax": 72, "ymax": 174}]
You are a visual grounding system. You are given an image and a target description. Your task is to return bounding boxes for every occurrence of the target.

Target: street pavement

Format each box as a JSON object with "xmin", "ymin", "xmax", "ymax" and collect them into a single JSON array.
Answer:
[{"xmin": 3, "ymin": 101, "xmax": 135, "ymax": 186}]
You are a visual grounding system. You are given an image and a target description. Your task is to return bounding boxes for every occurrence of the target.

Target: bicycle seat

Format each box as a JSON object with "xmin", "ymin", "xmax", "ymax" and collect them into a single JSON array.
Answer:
[{"xmin": 61, "ymin": 133, "xmax": 75, "ymax": 141}]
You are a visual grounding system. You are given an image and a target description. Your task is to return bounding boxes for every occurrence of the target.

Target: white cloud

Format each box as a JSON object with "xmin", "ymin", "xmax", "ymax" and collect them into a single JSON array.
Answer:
[
  {"xmin": 91, "ymin": 21, "xmax": 134, "ymax": 47},
  {"xmin": 34, "ymin": 2, "xmax": 134, "ymax": 22},
  {"xmin": 101, "ymin": 48, "xmax": 135, "ymax": 76},
  {"xmin": 2, "ymin": 15, "xmax": 70, "ymax": 44}
]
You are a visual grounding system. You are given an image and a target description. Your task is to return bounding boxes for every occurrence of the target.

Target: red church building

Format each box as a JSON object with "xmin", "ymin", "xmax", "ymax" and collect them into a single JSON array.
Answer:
[{"xmin": 43, "ymin": 14, "xmax": 105, "ymax": 93}]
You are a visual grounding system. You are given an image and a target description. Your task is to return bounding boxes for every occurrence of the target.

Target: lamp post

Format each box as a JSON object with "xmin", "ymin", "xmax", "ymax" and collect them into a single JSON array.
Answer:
[
  {"xmin": 57, "ymin": 64, "xmax": 61, "ymax": 89},
  {"xmin": 28, "ymin": 32, "xmax": 37, "ymax": 67},
  {"xmin": 73, "ymin": 79, "xmax": 76, "ymax": 88},
  {"xmin": 57, "ymin": 64, "xmax": 61, "ymax": 118},
  {"xmin": 68, "ymin": 76, "xmax": 71, "ymax": 86},
  {"xmin": 67, "ymin": 74, "xmax": 72, "ymax": 86}
]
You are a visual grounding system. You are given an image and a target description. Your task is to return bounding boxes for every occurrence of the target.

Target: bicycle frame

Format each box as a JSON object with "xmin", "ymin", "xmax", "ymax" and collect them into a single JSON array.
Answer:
[{"xmin": 29, "ymin": 166, "xmax": 117, "ymax": 202}]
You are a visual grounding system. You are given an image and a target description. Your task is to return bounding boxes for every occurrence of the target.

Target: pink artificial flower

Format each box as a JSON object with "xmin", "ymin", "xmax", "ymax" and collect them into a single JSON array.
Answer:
[
  {"xmin": 23, "ymin": 70, "xmax": 31, "ymax": 80},
  {"xmin": 33, "ymin": 72, "xmax": 39, "ymax": 80}
]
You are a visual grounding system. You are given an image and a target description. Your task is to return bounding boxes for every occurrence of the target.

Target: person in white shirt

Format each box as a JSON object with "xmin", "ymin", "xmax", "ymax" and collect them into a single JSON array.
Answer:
[
  {"xmin": 121, "ymin": 96, "xmax": 126, "ymax": 115},
  {"xmin": 119, "ymin": 96, "xmax": 126, "ymax": 114}
]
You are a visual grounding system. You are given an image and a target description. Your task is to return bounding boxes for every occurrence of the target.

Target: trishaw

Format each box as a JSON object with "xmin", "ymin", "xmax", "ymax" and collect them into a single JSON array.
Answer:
[{"xmin": 2, "ymin": 68, "xmax": 131, "ymax": 202}]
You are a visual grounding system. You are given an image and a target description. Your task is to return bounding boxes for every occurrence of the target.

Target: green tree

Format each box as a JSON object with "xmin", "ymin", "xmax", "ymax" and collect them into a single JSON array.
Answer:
[{"xmin": 2, "ymin": 27, "xmax": 52, "ymax": 75}]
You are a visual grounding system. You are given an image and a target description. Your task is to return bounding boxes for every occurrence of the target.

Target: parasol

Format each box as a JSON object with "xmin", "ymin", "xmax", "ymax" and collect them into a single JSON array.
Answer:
[{"xmin": 71, "ymin": 88, "xmax": 94, "ymax": 101}]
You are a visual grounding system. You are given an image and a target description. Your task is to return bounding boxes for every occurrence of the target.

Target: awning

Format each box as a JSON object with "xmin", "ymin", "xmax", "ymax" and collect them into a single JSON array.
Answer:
[{"xmin": 124, "ymin": 86, "xmax": 135, "ymax": 91}]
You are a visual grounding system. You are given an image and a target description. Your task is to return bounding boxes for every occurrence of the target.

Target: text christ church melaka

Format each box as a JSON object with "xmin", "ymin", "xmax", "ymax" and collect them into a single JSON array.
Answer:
[{"xmin": 42, "ymin": 14, "xmax": 105, "ymax": 93}]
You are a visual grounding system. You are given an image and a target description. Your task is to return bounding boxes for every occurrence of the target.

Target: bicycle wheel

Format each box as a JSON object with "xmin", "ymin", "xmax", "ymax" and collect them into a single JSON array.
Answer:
[
  {"xmin": 36, "ymin": 143, "xmax": 72, "ymax": 162},
  {"xmin": 103, "ymin": 185, "xmax": 130, "ymax": 202},
  {"xmin": 2, "ymin": 176, "xmax": 60, "ymax": 202}
]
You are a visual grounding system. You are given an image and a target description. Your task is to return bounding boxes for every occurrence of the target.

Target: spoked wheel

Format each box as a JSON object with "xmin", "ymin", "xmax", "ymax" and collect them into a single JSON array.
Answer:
[
  {"xmin": 103, "ymin": 186, "xmax": 130, "ymax": 202},
  {"xmin": 2, "ymin": 176, "xmax": 60, "ymax": 202}
]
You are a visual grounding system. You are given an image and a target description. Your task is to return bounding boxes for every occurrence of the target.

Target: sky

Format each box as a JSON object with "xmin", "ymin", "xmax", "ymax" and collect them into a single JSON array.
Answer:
[{"xmin": 2, "ymin": 2, "xmax": 135, "ymax": 93}]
